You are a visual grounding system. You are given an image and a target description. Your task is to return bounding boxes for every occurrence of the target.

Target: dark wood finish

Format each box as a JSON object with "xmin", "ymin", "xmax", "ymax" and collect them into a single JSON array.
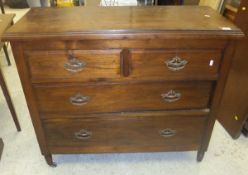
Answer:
[
  {"xmin": 3, "ymin": 6, "xmax": 242, "ymax": 41},
  {"xmin": 197, "ymin": 41, "xmax": 236, "ymax": 161},
  {"xmin": 10, "ymin": 42, "xmax": 50, "ymax": 157},
  {"xmin": 35, "ymin": 82, "xmax": 212, "ymax": 114},
  {"xmin": 0, "ymin": 67, "xmax": 21, "ymax": 131},
  {"xmin": 242, "ymin": 116, "xmax": 248, "ymax": 136},
  {"xmin": 45, "ymin": 154, "xmax": 57, "ymax": 167},
  {"xmin": 25, "ymin": 50, "xmax": 121, "ymax": 83},
  {"xmin": 0, "ymin": 0, "xmax": 4, "ymax": 14},
  {"xmin": 218, "ymin": 0, "xmax": 248, "ymax": 139},
  {"xmin": 0, "ymin": 15, "xmax": 21, "ymax": 132},
  {"xmin": 43, "ymin": 111, "xmax": 207, "ymax": 152},
  {"xmin": 129, "ymin": 49, "xmax": 222, "ymax": 81},
  {"xmin": 3, "ymin": 6, "xmax": 243, "ymax": 166},
  {"xmin": 22, "ymin": 40, "xmax": 228, "ymax": 50},
  {"xmin": 120, "ymin": 49, "xmax": 130, "ymax": 77},
  {"xmin": 0, "ymin": 138, "xmax": 3, "ymax": 160}
]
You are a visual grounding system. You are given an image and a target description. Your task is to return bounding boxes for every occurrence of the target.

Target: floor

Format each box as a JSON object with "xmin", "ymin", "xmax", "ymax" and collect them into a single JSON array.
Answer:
[{"xmin": 0, "ymin": 3, "xmax": 248, "ymax": 175}]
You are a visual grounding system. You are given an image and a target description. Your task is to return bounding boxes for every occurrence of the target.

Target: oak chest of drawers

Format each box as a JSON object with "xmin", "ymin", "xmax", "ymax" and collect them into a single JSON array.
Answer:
[{"xmin": 3, "ymin": 6, "xmax": 243, "ymax": 166}]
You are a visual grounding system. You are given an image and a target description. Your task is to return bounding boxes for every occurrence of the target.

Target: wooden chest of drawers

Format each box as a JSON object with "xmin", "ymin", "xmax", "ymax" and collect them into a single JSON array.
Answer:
[{"xmin": 3, "ymin": 6, "xmax": 243, "ymax": 166}]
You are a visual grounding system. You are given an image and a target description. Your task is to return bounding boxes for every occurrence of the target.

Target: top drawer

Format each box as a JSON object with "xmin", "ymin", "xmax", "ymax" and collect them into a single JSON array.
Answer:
[
  {"xmin": 25, "ymin": 49, "xmax": 221, "ymax": 83},
  {"xmin": 128, "ymin": 50, "xmax": 222, "ymax": 81},
  {"xmin": 25, "ymin": 50, "xmax": 121, "ymax": 83}
]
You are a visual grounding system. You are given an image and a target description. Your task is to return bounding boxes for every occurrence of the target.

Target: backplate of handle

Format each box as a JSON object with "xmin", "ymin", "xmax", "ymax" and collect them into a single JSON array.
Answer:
[
  {"xmin": 159, "ymin": 128, "xmax": 176, "ymax": 138},
  {"xmin": 120, "ymin": 49, "xmax": 130, "ymax": 77},
  {"xmin": 161, "ymin": 90, "xmax": 181, "ymax": 103},
  {"xmin": 64, "ymin": 54, "xmax": 87, "ymax": 73},
  {"xmin": 165, "ymin": 56, "xmax": 188, "ymax": 71},
  {"xmin": 75, "ymin": 129, "xmax": 92, "ymax": 140},
  {"xmin": 69, "ymin": 94, "xmax": 89, "ymax": 106}
]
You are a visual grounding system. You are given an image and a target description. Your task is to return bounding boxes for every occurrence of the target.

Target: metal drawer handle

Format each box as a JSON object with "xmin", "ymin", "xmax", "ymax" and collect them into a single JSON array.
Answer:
[
  {"xmin": 69, "ymin": 94, "xmax": 89, "ymax": 106},
  {"xmin": 75, "ymin": 129, "xmax": 92, "ymax": 140},
  {"xmin": 161, "ymin": 90, "xmax": 181, "ymax": 103},
  {"xmin": 64, "ymin": 55, "xmax": 86, "ymax": 73},
  {"xmin": 165, "ymin": 56, "xmax": 188, "ymax": 71},
  {"xmin": 159, "ymin": 129, "xmax": 176, "ymax": 138}
]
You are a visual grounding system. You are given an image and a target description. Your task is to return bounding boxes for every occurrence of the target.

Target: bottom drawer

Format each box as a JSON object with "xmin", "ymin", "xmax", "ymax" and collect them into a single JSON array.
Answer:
[{"xmin": 42, "ymin": 111, "xmax": 207, "ymax": 153}]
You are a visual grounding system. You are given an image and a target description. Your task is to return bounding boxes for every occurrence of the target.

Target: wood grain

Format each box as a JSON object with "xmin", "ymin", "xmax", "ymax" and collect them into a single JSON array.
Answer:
[
  {"xmin": 197, "ymin": 41, "xmax": 236, "ymax": 161},
  {"xmin": 26, "ymin": 49, "xmax": 121, "ymax": 83},
  {"xmin": 22, "ymin": 39, "xmax": 229, "ymax": 50},
  {"xmin": 35, "ymin": 82, "xmax": 212, "ymax": 114},
  {"xmin": 43, "ymin": 111, "xmax": 207, "ymax": 152},
  {"xmin": 10, "ymin": 42, "xmax": 50, "ymax": 156},
  {"xmin": 3, "ymin": 6, "xmax": 243, "ymax": 41},
  {"xmin": 218, "ymin": 0, "xmax": 248, "ymax": 139},
  {"xmin": 4, "ymin": 6, "xmax": 243, "ymax": 165},
  {"xmin": 129, "ymin": 49, "xmax": 222, "ymax": 81}
]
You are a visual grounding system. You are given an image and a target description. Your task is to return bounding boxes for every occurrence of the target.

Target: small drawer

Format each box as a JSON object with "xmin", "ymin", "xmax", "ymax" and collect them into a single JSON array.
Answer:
[
  {"xmin": 43, "ymin": 111, "xmax": 207, "ymax": 153},
  {"xmin": 25, "ymin": 50, "xmax": 121, "ymax": 82},
  {"xmin": 35, "ymin": 82, "xmax": 212, "ymax": 114},
  {"xmin": 129, "ymin": 49, "xmax": 222, "ymax": 80}
]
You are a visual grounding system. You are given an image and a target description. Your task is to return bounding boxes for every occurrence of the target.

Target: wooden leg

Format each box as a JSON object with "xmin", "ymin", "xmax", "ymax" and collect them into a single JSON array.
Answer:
[
  {"xmin": 3, "ymin": 44, "xmax": 11, "ymax": 66},
  {"xmin": 0, "ymin": 0, "xmax": 5, "ymax": 14},
  {"xmin": 197, "ymin": 150, "xmax": 205, "ymax": 162},
  {"xmin": 0, "ymin": 70, "xmax": 21, "ymax": 131},
  {"xmin": 0, "ymin": 138, "xmax": 3, "ymax": 160},
  {"xmin": 45, "ymin": 154, "xmax": 57, "ymax": 167}
]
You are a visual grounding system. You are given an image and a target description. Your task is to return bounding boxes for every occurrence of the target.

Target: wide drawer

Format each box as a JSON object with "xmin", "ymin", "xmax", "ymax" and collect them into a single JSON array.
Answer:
[
  {"xmin": 43, "ymin": 111, "xmax": 207, "ymax": 153},
  {"xmin": 25, "ymin": 50, "xmax": 121, "ymax": 82},
  {"xmin": 129, "ymin": 50, "xmax": 221, "ymax": 80},
  {"xmin": 35, "ymin": 82, "xmax": 212, "ymax": 114},
  {"xmin": 25, "ymin": 49, "xmax": 221, "ymax": 83}
]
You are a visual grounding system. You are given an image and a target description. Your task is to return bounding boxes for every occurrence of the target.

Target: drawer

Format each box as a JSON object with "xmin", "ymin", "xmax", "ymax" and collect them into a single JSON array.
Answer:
[
  {"xmin": 25, "ymin": 50, "xmax": 121, "ymax": 82},
  {"xmin": 129, "ymin": 50, "xmax": 222, "ymax": 80},
  {"xmin": 43, "ymin": 111, "xmax": 207, "ymax": 153},
  {"xmin": 35, "ymin": 82, "xmax": 212, "ymax": 114}
]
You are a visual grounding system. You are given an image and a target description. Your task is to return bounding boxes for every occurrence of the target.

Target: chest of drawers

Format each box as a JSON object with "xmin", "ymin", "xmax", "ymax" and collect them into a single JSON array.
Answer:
[{"xmin": 3, "ymin": 6, "xmax": 243, "ymax": 166}]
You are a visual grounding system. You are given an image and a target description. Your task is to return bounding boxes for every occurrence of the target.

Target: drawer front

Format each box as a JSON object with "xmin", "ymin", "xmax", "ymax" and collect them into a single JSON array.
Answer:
[
  {"xmin": 43, "ymin": 111, "xmax": 207, "ymax": 152},
  {"xmin": 35, "ymin": 82, "xmax": 212, "ymax": 114},
  {"xmin": 26, "ymin": 50, "xmax": 121, "ymax": 82},
  {"xmin": 129, "ymin": 50, "xmax": 221, "ymax": 80}
]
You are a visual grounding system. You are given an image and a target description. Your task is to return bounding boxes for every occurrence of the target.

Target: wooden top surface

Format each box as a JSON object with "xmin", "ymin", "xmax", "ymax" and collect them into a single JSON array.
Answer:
[
  {"xmin": 0, "ymin": 14, "xmax": 15, "ymax": 40},
  {"xmin": 3, "ymin": 6, "xmax": 243, "ymax": 40}
]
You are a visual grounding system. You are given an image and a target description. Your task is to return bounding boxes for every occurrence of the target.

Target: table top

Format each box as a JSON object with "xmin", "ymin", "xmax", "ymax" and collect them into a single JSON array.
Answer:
[
  {"xmin": 3, "ymin": 6, "xmax": 243, "ymax": 40},
  {"xmin": 0, "ymin": 14, "xmax": 15, "ymax": 39}
]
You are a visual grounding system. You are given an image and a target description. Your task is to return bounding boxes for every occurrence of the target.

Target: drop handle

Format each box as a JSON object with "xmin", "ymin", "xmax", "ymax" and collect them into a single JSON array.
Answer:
[
  {"xmin": 165, "ymin": 56, "xmax": 188, "ymax": 71},
  {"xmin": 159, "ymin": 129, "xmax": 176, "ymax": 138},
  {"xmin": 69, "ymin": 94, "xmax": 89, "ymax": 106},
  {"xmin": 64, "ymin": 54, "xmax": 87, "ymax": 73},
  {"xmin": 75, "ymin": 129, "xmax": 92, "ymax": 140},
  {"xmin": 161, "ymin": 90, "xmax": 181, "ymax": 103}
]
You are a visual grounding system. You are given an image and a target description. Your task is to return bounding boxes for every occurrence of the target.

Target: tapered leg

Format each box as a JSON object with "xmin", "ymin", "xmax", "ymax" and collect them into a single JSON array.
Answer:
[
  {"xmin": 45, "ymin": 154, "xmax": 57, "ymax": 167},
  {"xmin": 0, "ymin": 138, "xmax": 3, "ymax": 160},
  {"xmin": 0, "ymin": 69, "xmax": 21, "ymax": 131},
  {"xmin": 0, "ymin": 0, "xmax": 5, "ymax": 14},
  {"xmin": 197, "ymin": 151, "xmax": 205, "ymax": 162},
  {"xmin": 3, "ymin": 44, "xmax": 11, "ymax": 66}
]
